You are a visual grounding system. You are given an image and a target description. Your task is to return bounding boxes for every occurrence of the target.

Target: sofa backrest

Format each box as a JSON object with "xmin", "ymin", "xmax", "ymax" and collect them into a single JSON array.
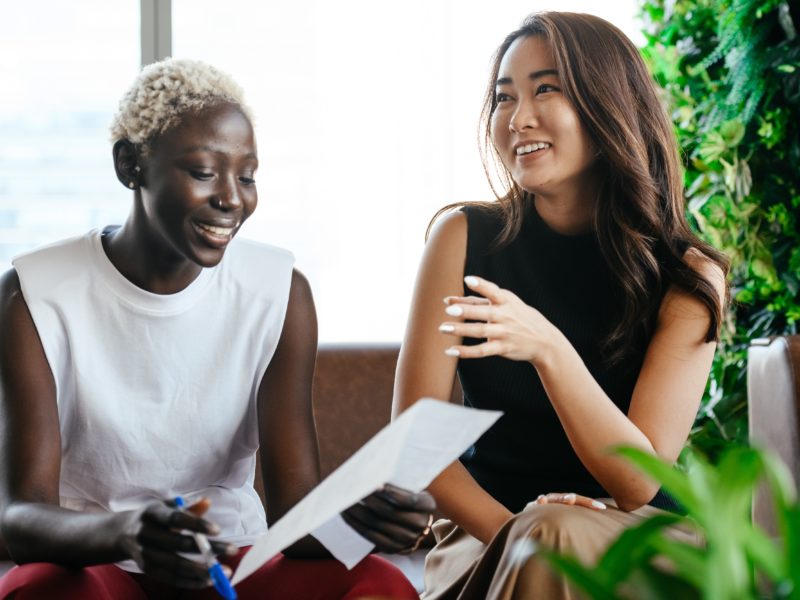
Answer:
[
  {"xmin": 254, "ymin": 343, "xmax": 462, "ymax": 505},
  {"xmin": 748, "ymin": 335, "xmax": 800, "ymax": 537}
]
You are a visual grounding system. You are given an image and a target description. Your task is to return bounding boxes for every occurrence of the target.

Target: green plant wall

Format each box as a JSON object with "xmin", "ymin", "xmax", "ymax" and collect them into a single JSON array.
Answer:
[{"xmin": 640, "ymin": 0, "xmax": 800, "ymax": 458}]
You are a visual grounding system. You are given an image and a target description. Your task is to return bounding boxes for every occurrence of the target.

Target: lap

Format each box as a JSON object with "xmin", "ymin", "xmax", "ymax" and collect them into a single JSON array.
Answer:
[
  {"xmin": 0, "ymin": 563, "xmax": 145, "ymax": 600},
  {"xmin": 422, "ymin": 500, "xmax": 697, "ymax": 600},
  {"xmin": 0, "ymin": 548, "xmax": 418, "ymax": 600}
]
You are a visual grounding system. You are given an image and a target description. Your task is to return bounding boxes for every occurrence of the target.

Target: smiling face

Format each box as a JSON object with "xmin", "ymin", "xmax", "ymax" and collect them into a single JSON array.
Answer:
[
  {"xmin": 490, "ymin": 35, "xmax": 596, "ymax": 199},
  {"xmin": 138, "ymin": 101, "xmax": 258, "ymax": 268}
]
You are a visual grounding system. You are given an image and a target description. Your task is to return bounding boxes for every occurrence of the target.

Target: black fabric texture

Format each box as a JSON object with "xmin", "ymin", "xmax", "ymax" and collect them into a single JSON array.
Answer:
[{"xmin": 457, "ymin": 202, "xmax": 678, "ymax": 514}]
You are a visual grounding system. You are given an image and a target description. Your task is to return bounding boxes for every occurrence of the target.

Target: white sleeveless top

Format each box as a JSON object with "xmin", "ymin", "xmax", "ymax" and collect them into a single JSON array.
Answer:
[{"xmin": 13, "ymin": 229, "xmax": 294, "ymax": 562}]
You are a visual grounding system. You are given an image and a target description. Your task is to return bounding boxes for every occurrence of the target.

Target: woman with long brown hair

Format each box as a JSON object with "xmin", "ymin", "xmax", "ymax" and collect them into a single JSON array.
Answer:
[{"xmin": 393, "ymin": 11, "xmax": 728, "ymax": 599}]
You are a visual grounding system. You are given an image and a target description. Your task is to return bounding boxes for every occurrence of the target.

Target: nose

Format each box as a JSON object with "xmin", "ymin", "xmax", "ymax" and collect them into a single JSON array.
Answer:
[
  {"xmin": 509, "ymin": 98, "xmax": 539, "ymax": 133},
  {"xmin": 211, "ymin": 174, "xmax": 243, "ymax": 211}
]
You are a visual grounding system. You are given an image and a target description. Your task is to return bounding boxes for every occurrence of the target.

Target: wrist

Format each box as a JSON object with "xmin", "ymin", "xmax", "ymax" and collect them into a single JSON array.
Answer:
[
  {"xmin": 530, "ymin": 326, "xmax": 572, "ymax": 375},
  {"xmin": 107, "ymin": 510, "xmax": 138, "ymax": 560}
]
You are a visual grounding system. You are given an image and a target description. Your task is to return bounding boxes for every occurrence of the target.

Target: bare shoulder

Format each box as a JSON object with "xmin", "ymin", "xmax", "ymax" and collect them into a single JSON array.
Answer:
[
  {"xmin": 422, "ymin": 209, "xmax": 467, "ymax": 272},
  {"xmin": 288, "ymin": 267, "xmax": 313, "ymax": 305},
  {"xmin": 682, "ymin": 247, "xmax": 727, "ymax": 299},
  {"xmin": 280, "ymin": 267, "xmax": 316, "ymax": 341},
  {"xmin": 427, "ymin": 209, "xmax": 467, "ymax": 246},
  {"xmin": 657, "ymin": 248, "xmax": 726, "ymax": 327},
  {"xmin": 0, "ymin": 268, "xmax": 23, "ymax": 307},
  {"xmin": 0, "ymin": 268, "xmax": 33, "ymax": 330}
]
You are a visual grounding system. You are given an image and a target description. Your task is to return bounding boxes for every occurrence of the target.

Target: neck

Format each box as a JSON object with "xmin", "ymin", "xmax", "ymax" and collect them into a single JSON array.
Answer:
[
  {"xmin": 530, "ymin": 171, "xmax": 599, "ymax": 235},
  {"xmin": 102, "ymin": 206, "xmax": 202, "ymax": 295},
  {"xmin": 533, "ymin": 194, "xmax": 594, "ymax": 235}
]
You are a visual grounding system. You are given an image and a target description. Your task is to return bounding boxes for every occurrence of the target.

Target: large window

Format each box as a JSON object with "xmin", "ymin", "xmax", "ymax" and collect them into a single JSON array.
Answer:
[
  {"xmin": 0, "ymin": 1, "xmax": 139, "ymax": 266},
  {"xmin": 4, "ymin": 1, "xmax": 642, "ymax": 342}
]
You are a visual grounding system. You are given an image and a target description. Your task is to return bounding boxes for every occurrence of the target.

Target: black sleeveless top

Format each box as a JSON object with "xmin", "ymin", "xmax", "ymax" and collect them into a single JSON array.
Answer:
[{"xmin": 458, "ymin": 203, "xmax": 677, "ymax": 513}]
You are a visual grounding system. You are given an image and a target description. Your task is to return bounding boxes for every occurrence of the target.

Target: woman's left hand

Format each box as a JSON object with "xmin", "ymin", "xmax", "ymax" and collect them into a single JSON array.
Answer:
[
  {"xmin": 439, "ymin": 275, "xmax": 563, "ymax": 366},
  {"xmin": 535, "ymin": 492, "xmax": 607, "ymax": 511},
  {"xmin": 341, "ymin": 484, "xmax": 436, "ymax": 554}
]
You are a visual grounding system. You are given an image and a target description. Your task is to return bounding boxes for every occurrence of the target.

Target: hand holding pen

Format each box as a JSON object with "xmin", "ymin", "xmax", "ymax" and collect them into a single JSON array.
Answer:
[
  {"xmin": 113, "ymin": 496, "xmax": 238, "ymax": 593},
  {"xmin": 174, "ymin": 496, "xmax": 238, "ymax": 600}
]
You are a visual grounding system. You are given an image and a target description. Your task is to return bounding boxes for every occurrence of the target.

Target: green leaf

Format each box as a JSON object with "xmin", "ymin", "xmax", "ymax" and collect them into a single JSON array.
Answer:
[
  {"xmin": 624, "ymin": 566, "xmax": 702, "ymax": 600},
  {"xmin": 648, "ymin": 536, "xmax": 708, "ymax": 589},
  {"xmin": 720, "ymin": 120, "xmax": 745, "ymax": 146},
  {"xmin": 741, "ymin": 526, "xmax": 785, "ymax": 581},
  {"xmin": 597, "ymin": 514, "xmax": 683, "ymax": 581},
  {"xmin": 540, "ymin": 552, "xmax": 622, "ymax": 600},
  {"xmin": 613, "ymin": 447, "xmax": 700, "ymax": 513}
]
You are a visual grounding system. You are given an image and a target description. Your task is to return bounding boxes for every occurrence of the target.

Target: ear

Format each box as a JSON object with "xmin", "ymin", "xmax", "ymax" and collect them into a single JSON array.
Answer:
[{"xmin": 112, "ymin": 140, "xmax": 142, "ymax": 190}]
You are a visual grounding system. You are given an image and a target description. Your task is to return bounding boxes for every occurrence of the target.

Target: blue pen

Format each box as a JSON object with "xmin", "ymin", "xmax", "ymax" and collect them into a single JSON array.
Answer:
[{"xmin": 174, "ymin": 496, "xmax": 238, "ymax": 600}]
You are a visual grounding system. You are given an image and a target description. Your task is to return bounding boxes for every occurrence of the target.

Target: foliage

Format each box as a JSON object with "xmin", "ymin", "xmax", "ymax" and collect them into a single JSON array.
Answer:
[
  {"xmin": 639, "ymin": 0, "xmax": 800, "ymax": 457},
  {"xmin": 542, "ymin": 446, "xmax": 800, "ymax": 599}
]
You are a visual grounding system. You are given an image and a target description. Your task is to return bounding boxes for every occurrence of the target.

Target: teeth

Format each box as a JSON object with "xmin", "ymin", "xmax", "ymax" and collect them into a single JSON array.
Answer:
[
  {"xmin": 197, "ymin": 223, "xmax": 234, "ymax": 236},
  {"xmin": 516, "ymin": 142, "xmax": 550, "ymax": 156}
]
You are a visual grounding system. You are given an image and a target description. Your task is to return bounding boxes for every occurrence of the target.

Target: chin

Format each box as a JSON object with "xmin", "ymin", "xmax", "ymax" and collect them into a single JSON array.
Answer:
[{"xmin": 191, "ymin": 247, "xmax": 227, "ymax": 268}]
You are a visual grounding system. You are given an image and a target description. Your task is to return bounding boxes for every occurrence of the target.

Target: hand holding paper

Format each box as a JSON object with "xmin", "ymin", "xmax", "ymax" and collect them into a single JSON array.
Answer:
[
  {"xmin": 339, "ymin": 484, "xmax": 436, "ymax": 555},
  {"xmin": 232, "ymin": 399, "xmax": 501, "ymax": 585}
]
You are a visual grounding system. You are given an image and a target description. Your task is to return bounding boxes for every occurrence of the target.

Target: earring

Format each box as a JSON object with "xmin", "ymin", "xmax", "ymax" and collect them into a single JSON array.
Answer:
[
  {"xmin": 128, "ymin": 181, "xmax": 135, "ymax": 189},
  {"xmin": 134, "ymin": 165, "xmax": 141, "ymax": 172}
]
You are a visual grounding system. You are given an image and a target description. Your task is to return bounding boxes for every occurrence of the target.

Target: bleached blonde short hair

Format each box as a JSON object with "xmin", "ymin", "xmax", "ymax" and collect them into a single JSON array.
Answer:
[{"xmin": 110, "ymin": 58, "xmax": 253, "ymax": 155}]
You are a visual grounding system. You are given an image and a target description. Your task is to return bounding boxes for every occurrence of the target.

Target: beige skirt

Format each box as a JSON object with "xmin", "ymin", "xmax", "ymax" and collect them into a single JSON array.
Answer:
[{"xmin": 421, "ymin": 500, "xmax": 699, "ymax": 600}]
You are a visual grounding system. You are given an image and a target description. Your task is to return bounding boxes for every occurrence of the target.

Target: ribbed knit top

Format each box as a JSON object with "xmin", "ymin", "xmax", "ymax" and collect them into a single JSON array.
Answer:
[{"xmin": 458, "ymin": 202, "xmax": 674, "ymax": 513}]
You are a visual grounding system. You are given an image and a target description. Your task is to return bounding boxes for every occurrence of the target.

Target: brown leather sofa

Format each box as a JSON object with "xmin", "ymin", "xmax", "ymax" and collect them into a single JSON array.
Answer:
[
  {"xmin": 748, "ymin": 335, "xmax": 800, "ymax": 536},
  {"xmin": 255, "ymin": 342, "xmax": 460, "ymax": 493}
]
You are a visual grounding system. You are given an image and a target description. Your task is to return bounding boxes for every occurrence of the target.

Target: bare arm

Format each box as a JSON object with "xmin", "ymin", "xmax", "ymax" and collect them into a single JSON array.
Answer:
[
  {"xmin": 0, "ymin": 269, "xmax": 231, "ymax": 586},
  {"xmin": 442, "ymin": 253, "xmax": 726, "ymax": 512},
  {"xmin": 393, "ymin": 212, "xmax": 513, "ymax": 544},
  {"xmin": 261, "ymin": 270, "xmax": 434, "ymax": 558},
  {"xmin": 256, "ymin": 269, "xmax": 327, "ymax": 558}
]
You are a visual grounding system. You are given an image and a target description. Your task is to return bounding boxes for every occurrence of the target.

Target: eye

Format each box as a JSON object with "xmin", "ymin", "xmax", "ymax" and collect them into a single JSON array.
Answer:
[
  {"xmin": 239, "ymin": 176, "xmax": 256, "ymax": 185},
  {"xmin": 190, "ymin": 170, "xmax": 214, "ymax": 181},
  {"xmin": 495, "ymin": 91, "xmax": 514, "ymax": 104},
  {"xmin": 536, "ymin": 83, "xmax": 559, "ymax": 94}
]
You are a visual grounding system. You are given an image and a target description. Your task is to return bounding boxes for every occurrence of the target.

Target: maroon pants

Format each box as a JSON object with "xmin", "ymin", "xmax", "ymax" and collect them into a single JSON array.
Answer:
[{"xmin": 0, "ymin": 547, "xmax": 418, "ymax": 599}]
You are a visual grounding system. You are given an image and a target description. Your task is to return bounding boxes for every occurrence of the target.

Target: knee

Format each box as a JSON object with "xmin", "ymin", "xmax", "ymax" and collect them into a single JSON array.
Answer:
[
  {"xmin": 0, "ymin": 563, "xmax": 77, "ymax": 600},
  {"xmin": 0, "ymin": 563, "xmax": 137, "ymax": 600},
  {"xmin": 348, "ymin": 556, "xmax": 418, "ymax": 599},
  {"xmin": 508, "ymin": 504, "xmax": 592, "ymax": 554}
]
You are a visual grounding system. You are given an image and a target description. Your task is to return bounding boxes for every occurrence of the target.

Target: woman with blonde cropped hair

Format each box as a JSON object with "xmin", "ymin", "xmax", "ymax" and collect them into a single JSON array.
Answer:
[
  {"xmin": 0, "ymin": 58, "xmax": 432, "ymax": 599},
  {"xmin": 394, "ymin": 11, "xmax": 727, "ymax": 599}
]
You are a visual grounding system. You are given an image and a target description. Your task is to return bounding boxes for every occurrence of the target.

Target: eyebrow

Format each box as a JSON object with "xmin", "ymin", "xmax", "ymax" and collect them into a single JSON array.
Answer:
[
  {"xmin": 496, "ymin": 69, "xmax": 559, "ymax": 86},
  {"xmin": 180, "ymin": 145, "xmax": 258, "ymax": 160}
]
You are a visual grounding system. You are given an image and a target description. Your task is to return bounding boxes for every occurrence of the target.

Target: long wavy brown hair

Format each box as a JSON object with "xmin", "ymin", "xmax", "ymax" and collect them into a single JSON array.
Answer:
[{"xmin": 430, "ymin": 11, "xmax": 729, "ymax": 364}]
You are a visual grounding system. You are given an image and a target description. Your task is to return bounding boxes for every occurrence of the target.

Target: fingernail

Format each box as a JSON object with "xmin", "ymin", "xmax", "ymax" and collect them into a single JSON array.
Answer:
[
  {"xmin": 444, "ymin": 347, "xmax": 460, "ymax": 357},
  {"xmin": 445, "ymin": 305, "xmax": 463, "ymax": 317},
  {"xmin": 564, "ymin": 493, "xmax": 576, "ymax": 502},
  {"xmin": 592, "ymin": 500, "xmax": 607, "ymax": 510},
  {"xmin": 536, "ymin": 494, "xmax": 545, "ymax": 501},
  {"xmin": 535, "ymin": 495, "xmax": 546, "ymax": 503},
  {"xmin": 206, "ymin": 523, "xmax": 221, "ymax": 535},
  {"xmin": 464, "ymin": 276, "xmax": 479, "ymax": 287},
  {"xmin": 439, "ymin": 324, "xmax": 455, "ymax": 332}
]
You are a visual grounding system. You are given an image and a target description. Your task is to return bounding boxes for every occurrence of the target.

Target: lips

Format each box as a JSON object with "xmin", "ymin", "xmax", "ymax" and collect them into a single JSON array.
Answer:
[
  {"xmin": 192, "ymin": 220, "xmax": 238, "ymax": 249},
  {"xmin": 515, "ymin": 141, "xmax": 552, "ymax": 157}
]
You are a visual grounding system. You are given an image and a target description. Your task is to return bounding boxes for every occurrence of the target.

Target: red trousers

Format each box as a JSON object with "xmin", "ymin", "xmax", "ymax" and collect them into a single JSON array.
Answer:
[{"xmin": 0, "ymin": 548, "xmax": 418, "ymax": 599}]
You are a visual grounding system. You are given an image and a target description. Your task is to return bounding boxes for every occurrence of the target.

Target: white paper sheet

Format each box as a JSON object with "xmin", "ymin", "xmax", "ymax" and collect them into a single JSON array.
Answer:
[
  {"xmin": 232, "ymin": 399, "xmax": 501, "ymax": 584},
  {"xmin": 310, "ymin": 513, "xmax": 373, "ymax": 568}
]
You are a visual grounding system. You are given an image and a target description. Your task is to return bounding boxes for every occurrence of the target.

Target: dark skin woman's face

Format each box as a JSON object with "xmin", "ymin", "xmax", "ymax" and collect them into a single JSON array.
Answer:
[{"xmin": 139, "ymin": 102, "xmax": 258, "ymax": 269}]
